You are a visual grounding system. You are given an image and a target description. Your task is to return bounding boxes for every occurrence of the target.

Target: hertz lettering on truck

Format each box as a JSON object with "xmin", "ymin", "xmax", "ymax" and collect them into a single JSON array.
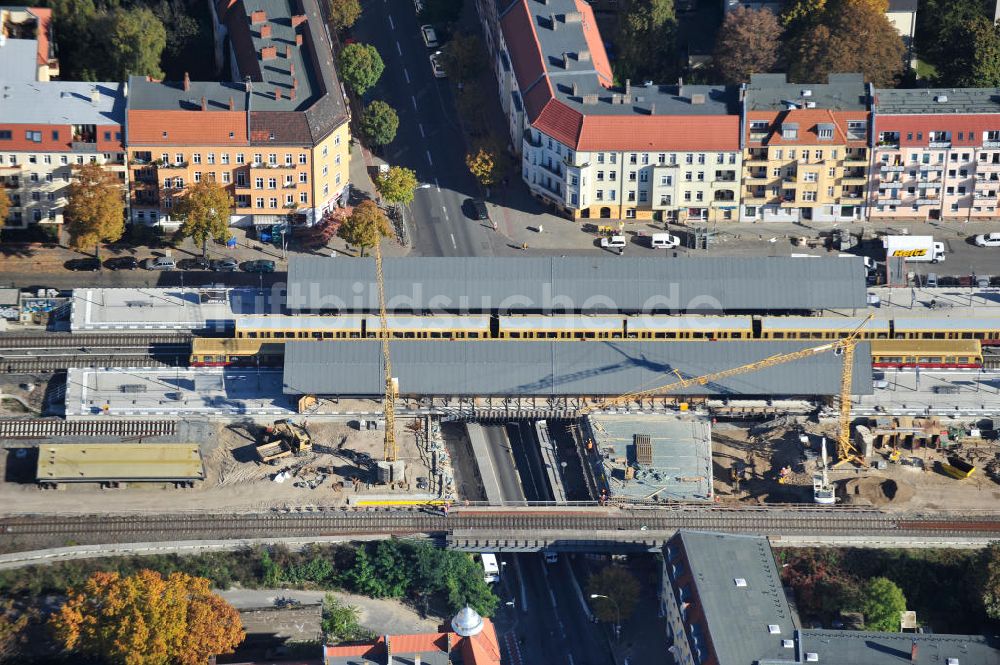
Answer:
[{"xmin": 891, "ymin": 249, "xmax": 928, "ymax": 258}]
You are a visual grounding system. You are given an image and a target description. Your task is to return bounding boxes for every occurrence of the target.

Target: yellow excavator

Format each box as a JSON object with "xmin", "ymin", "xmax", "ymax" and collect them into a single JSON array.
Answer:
[{"xmin": 580, "ymin": 315, "xmax": 874, "ymax": 466}]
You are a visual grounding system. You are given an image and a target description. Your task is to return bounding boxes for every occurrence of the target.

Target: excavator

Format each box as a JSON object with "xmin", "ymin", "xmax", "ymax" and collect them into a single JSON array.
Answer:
[{"xmin": 255, "ymin": 419, "xmax": 312, "ymax": 464}]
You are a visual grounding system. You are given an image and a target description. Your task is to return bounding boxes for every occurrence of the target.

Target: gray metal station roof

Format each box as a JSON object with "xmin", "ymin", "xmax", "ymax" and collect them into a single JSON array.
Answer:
[
  {"xmin": 286, "ymin": 257, "xmax": 867, "ymax": 313},
  {"xmin": 282, "ymin": 341, "xmax": 872, "ymax": 397}
]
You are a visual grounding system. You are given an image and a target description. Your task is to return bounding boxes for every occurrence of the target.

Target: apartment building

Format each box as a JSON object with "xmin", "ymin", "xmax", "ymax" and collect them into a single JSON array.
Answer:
[
  {"xmin": 741, "ymin": 73, "xmax": 872, "ymax": 223},
  {"xmin": 496, "ymin": 0, "xmax": 742, "ymax": 222},
  {"xmin": 0, "ymin": 6, "xmax": 59, "ymax": 82},
  {"xmin": 662, "ymin": 530, "xmax": 1000, "ymax": 665},
  {"xmin": 871, "ymin": 88, "xmax": 1000, "ymax": 222},
  {"xmin": 125, "ymin": 0, "xmax": 349, "ymax": 227}
]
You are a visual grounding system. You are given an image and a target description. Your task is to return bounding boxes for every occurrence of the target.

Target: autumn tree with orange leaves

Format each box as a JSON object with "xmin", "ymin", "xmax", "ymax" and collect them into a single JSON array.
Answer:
[{"xmin": 50, "ymin": 569, "xmax": 244, "ymax": 665}]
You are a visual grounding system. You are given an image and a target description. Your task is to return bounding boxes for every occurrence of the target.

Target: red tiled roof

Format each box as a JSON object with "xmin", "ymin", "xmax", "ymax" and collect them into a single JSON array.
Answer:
[
  {"xmin": 500, "ymin": 0, "xmax": 546, "ymax": 93},
  {"xmin": 27, "ymin": 7, "xmax": 51, "ymax": 66},
  {"xmin": 874, "ymin": 114, "xmax": 1000, "ymax": 149},
  {"xmin": 746, "ymin": 109, "xmax": 868, "ymax": 146},
  {"xmin": 388, "ymin": 633, "xmax": 448, "ymax": 654},
  {"xmin": 459, "ymin": 621, "xmax": 502, "ymax": 665},
  {"xmin": 578, "ymin": 114, "xmax": 740, "ymax": 151},
  {"xmin": 324, "ymin": 640, "xmax": 383, "ymax": 659},
  {"xmin": 574, "ymin": 0, "xmax": 612, "ymax": 86},
  {"xmin": 127, "ymin": 110, "xmax": 249, "ymax": 145},
  {"xmin": 524, "ymin": 81, "xmax": 584, "ymax": 148}
]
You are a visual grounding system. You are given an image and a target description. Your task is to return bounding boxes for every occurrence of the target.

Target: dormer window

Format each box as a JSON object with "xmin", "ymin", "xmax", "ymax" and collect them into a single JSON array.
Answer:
[
  {"xmin": 817, "ymin": 123, "xmax": 834, "ymax": 140},
  {"xmin": 782, "ymin": 123, "xmax": 798, "ymax": 140}
]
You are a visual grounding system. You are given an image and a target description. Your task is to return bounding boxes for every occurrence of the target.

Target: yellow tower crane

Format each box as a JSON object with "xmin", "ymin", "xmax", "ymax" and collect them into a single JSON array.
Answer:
[
  {"xmin": 581, "ymin": 315, "xmax": 873, "ymax": 466},
  {"xmin": 374, "ymin": 242, "xmax": 397, "ymax": 462}
]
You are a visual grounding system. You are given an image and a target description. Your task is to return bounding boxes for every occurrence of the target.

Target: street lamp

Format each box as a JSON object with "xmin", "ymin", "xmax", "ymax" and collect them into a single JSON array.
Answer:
[{"xmin": 590, "ymin": 593, "xmax": 621, "ymax": 642}]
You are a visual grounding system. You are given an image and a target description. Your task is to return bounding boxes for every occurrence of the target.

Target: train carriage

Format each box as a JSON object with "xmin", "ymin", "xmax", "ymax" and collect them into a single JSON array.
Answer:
[
  {"xmin": 497, "ymin": 315, "xmax": 625, "ymax": 340},
  {"xmin": 892, "ymin": 318, "xmax": 1000, "ymax": 345},
  {"xmin": 235, "ymin": 315, "xmax": 365, "ymax": 339},
  {"xmin": 190, "ymin": 338, "xmax": 284, "ymax": 366},
  {"xmin": 870, "ymin": 340, "xmax": 983, "ymax": 369},
  {"xmin": 759, "ymin": 316, "xmax": 890, "ymax": 340},
  {"xmin": 363, "ymin": 315, "xmax": 492, "ymax": 339},
  {"xmin": 625, "ymin": 316, "xmax": 754, "ymax": 340}
]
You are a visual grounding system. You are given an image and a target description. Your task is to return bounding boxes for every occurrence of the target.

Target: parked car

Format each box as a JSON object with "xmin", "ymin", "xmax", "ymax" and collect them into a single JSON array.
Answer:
[
  {"xmin": 975, "ymin": 233, "xmax": 1000, "ymax": 247},
  {"xmin": 142, "ymin": 256, "xmax": 176, "ymax": 271},
  {"xmin": 600, "ymin": 235, "xmax": 627, "ymax": 249},
  {"xmin": 177, "ymin": 257, "xmax": 210, "ymax": 270},
  {"xmin": 429, "ymin": 51, "xmax": 446, "ymax": 78},
  {"xmin": 65, "ymin": 258, "xmax": 100, "ymax": 271},
  {"xmin": 421, "ymin": 25, "xmax": 439, "ymax": 48},
  {"xmin": 464, "ymin": 198, "xmax": 488, "ymax": 220},
  {"xmin": 242, "ymin": 259, "xmax": 276, "ymax": 273},
  {"xmin": 104, "ymin": 256, "xmax": 138, "ymax": 271},
  {"xmin": 649, "ymin": 233, "xmax": 681, "ymax": 249},
  {"xmin": 210, "ymin": 257, "xmax": 239, "ymax": 272}
]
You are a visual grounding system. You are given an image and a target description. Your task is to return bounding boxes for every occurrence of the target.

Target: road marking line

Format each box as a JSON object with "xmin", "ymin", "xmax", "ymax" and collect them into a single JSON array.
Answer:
[
  {"xmin": 450, "ymin": 233, "xmax": 457, "ymax": 249},
  {"xmin": 412, "ymin": 95, "xmax": 418, "ymax": 110},
  {"xmin": 388, "ymin": 14, "xmax": 394, "ymax": 29},
  {"xmin": 426, "ymin": 150, "xmax": 433, "ymax": 166},
  {"xmin": 396, "ymin": 40, "xmax": 402, "ymax": 55},
  {"xmin": 404, "ymin": 68, "xmax": 410, "ymax": 83},
  {"xmin": 442, "ymin": 206, "xmax": 449, "ymax": 221},
  {"xmin": 418, "ymin": 123, "xmax": 425, "ymax": 138}
]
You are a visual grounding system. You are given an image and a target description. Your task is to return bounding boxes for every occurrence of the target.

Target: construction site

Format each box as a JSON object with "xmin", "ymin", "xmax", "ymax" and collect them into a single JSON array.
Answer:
[{"xmin": 2, "ymin": 255, "xmax": 1000, "ymax": 519}]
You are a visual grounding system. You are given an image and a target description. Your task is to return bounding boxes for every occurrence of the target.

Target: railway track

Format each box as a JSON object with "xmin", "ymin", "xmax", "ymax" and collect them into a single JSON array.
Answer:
[
  {"xmin": 1, "ymin": 355, "xmax": 186, "ymax": 373},
  {"xmin": 5, "ymin": 508, "xmax": 1000, "ymax": 553},
  {"xmin": 0, "ymin": 419, "xmax": 176, "ymax": 439},
  {"xmin": 0, "ymin": 333, "xmax": 193, "ymax": 349}
]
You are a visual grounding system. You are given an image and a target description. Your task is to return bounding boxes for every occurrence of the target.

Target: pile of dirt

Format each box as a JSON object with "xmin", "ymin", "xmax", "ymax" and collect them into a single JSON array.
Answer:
[{"xmin": 841, "ymin": 476, "xmax": 915, "ymax": 506}]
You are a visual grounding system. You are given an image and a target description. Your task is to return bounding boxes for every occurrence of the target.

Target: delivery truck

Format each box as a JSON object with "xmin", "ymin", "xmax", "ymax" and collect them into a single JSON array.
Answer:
[{"xmin": 883, "ymin": 235, "xmax": 946, "ymax": 263}]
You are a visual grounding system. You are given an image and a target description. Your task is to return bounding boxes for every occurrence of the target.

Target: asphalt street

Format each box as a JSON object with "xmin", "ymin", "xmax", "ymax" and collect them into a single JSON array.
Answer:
[
  {"xmin": 506, "ymin": 421, "xmax": 553, "ymax": 502},
  {"xmin": 497, "ymin": 553, "xmax": 612, "ymax": 665},
  {"xmin": 351, "ymin": 0, "xmax": 504, "ymax": 257},
  {"xmin": 482, "ymin": 424, "xmax": 527, "ymax": 503}
]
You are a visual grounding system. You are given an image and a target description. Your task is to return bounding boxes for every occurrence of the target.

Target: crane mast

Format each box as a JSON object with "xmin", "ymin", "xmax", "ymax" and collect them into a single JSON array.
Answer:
[{"xmin": 374, "ymin": 243, "xmax": 397, "ymax": 462}]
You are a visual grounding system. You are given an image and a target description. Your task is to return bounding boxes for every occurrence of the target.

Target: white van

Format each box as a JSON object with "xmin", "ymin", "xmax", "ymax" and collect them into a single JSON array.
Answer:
[
  {"xmin": 600, "ymin": 235, "xmax": 627, "ymax": 249},
  {"xmin": 650, "ymin": 233, "xmax": 680, "ymax": 249},
  {"xmin": 480, "ymin": 552, "xmax": 500, "ymax": 584}
]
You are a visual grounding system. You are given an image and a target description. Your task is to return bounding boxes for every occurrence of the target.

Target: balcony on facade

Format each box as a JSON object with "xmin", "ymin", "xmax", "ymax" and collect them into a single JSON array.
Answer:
[
  {"xmin": 881, "ymin": 163, "xmax": 905, "ymax": 172},
  {"xmin": 540, "ymin": 160, "xmax": 563, "ymax": 177},
  {"xmin": 746, "ymin": 149, "xmax": 768, "ymax": 165},
  {"xmin": 781, "ymin": 177, "xmax": 798, "ymax": 188},
  {"xmin": 524, "ymin": 133, "xmax": 542, "ymax": 148},
  {"xmin": 877, "ymin": 132, "xmax": 900, "ymax": 149}
]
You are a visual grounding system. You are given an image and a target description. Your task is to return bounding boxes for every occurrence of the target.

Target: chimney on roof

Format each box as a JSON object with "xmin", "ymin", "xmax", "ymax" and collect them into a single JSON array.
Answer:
[
  {"xmin": 415, "ymin": 656, "xmax": 421, "ymax": 665},
  {"xmin": 274, "ymin": 88, "xmax": 281, "ymax": 100},
  {"xmin": 289, "ymin": 61, "xmax": 295, "ymax": 76},
  {"xmin": 446, "ymin": 634, "xmax": 452, "ymax": 655},
  {"xmin": 565, "ymin": 11, "xmax": 582, "ymax": 22},
  {"xmin": 292, "ymin": 14, "xmax": 307, "ymax": 28},
  {"xmin": 260, "ymin": 24, "xmax": 272, "ymax": 38},
  {"xmin": 90, "ymin": 87, "xmax": 100, "ymax": 105},
  {"xmin": 289, "ymin": 87, "xmax": 296, "ymax": 100},
  {"xmin": 183, "ymin": 71, "xmax": 190, "ymax": 91},
  {"xmin": 562, "ymin": 51, "xmax": 569, "ymax": 69},
  {"xmin": 571, "ymin": 82, "xmax": 578, "ymax": 96},
  {"xmin": 261, "ymin": 45, "xmax": 277, "ymax": 60},
  {"xmin": 582, "ymin": 93, "xmax": 598, "ymax": 105},
  {"xmin": 285, "ymin": 45, "xmax": 292, "ymax": 58},
  {"xmin": 578, "ymin": 49, "xmax": 590, "ymax": 62},
  {"xmin": 625, "ymin": 79, "xmax": 631, "ymax": 96},
  {"xmin": 251, "ymin": 9, "xmax": 266, "ymax": 24},
  {"xmin": 201, "ymin": 95, "xmax": 207, "ymax": 111},
  {"xmin": 690, "ymin": 93, "xmax": 705, "ymax": 105},
  {"xmin": 678, "ymin": 76, "xmax": 684, "ymax": 88},
  {"xmin": 648, "ymin": 102, "xmax": 655, "ymax": 115},
  {"xmin": 292, "ymin": 77, "xmax": 298, "ymax": 90},
  {"xmin": 229, "ymin": 96, "xmax": 235, "ymax": 110},
  {"xmin": 910, "ymin": 642, "xmax": 918, "ymax": 663},
  {"xmin": 385, "ymin": 636, "xmax": 392, "ymax": 665},
  {"xmin": 550, "ymin": 12, "xmax": 557, "ymax": 29},
  {"xmin": 295, "ymin": 33, "xmax": 303, "ymax": 46}
]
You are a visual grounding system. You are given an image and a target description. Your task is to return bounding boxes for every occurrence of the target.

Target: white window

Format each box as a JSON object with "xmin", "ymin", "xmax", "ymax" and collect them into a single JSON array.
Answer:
[
  {"xmin": 285, "ymin": 154, "xmax": 293, "ymax": 165},
  {"xmin": 268, "ymin": 153, "xmax": 277, "ymax": 165},
  {"xmin": 193, "ymin": 171, "xmax": 202, "ymax": 182},
  {"xmin": 221, "ymin": 153, "xmax": 230, "ymax": 164},
  {"xmin": 299, "ymin": 153, "xmax": 308, "ymax": 164},
  {"xmin": 236, "ymin": 153, "xmax": 245, "ymax": 164},
  {"xmin": 192, "ymin": 153, "xmax": 201, "ymax": 164},
  {"xmin": 300, "ymin": 192, "xmax": 308, "ymax": 203}
]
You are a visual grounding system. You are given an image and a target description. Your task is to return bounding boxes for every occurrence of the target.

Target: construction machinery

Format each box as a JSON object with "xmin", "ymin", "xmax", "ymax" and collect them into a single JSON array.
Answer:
[
  {"xmin": 580, "ymin": 315, "xmax": 873, "ymax": 467},
  {"xmin": 374, "ymin": 242, "xmax": 397, "ymax": 462},
  {"xmin": 255, "ymin": 419, "xmax": 312, "ymax": 464}
]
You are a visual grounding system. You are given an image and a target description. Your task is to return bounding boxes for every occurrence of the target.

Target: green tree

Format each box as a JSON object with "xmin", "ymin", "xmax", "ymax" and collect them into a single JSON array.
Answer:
[
  {"xmin": 174, "ymin": 179, "xmax": 233, "ymax": 258},
  {"xmin": 784, "ymin": 0, "xmax": 904, "ymax": 87},
  {"xmin": 441, "ymin": 34, "xmax": 487, "ymax": 84},
  {"xmin": 371, "ymin": 540, "xmax": 413, "ymax": 598},
  {"xmin": 152, "ymin": 0, "xmax": 203, "ymax": 74},
  {"xmin": 337, "ymin": 200, "xmax": 392, "ymax": 256},
  {"xmin": 858, "ymin": 576, "xmax": 907, "ymax": 632},
  {"xmin": 49, "ymin": 0, "xmax": 101, "ymax": 81},
  {"xmin": 338, "ymin": 43, "xmax": 385, "ymax": 96},
  {"xmin": 466, "ymin": 147, "xmax": 497, "ymax": 188},
  {"xmin": 375, "ymin": 166, "xmax": 417, "ymax": 205},
  {"xmin": 321, "ymin": 595, "xmax": 368, "ymax": 642},
  {"xmin": 916, "ymin": 0, "xmax": 989, "ymax": 83},
  {"xmin": 586, "ymin": 566, "xmax": 640, "ymax": 625},
  {"xmin": 0, "ymin": 599, "xmax": 29, "ymax": 662},
  {"xmin": 981, "ymin": 542, "xmax": 1000, "ymax": 619},
  {"xmin": 65, "ymin": 162, "xmax": 125, "ymax": 260},
  {"xmin": 361, "ymin": 100, "xmax": 400, "ymax": 146},
  {"xmin": 617, "ymin": 0, "xmax": 676, "ymax": 83},
  {"xmin": 937, "ymin": 15, "xmax": 1000, "ymax": 87},
  {"xmin": 713, "ymin": 7, "xmax": 782, "ymax": 84},
  {"xmin": 328, "ymin": 0, "xmax": 362, "ymax": 31},
  {"xmin": 108, "ymin": 7, "xmax": 167, "ymax": 80}
]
